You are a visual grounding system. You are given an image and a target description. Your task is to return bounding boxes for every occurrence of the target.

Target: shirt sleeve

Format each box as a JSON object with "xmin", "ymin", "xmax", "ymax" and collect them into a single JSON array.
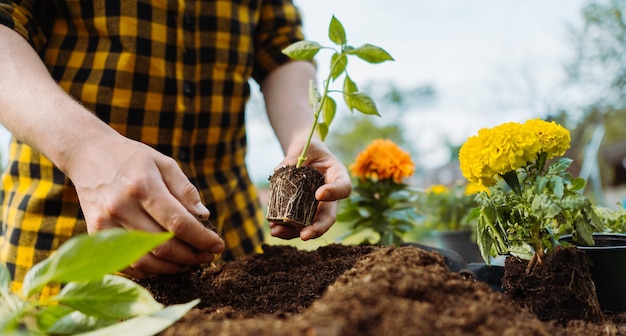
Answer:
[
  {"xmin": 252, "ymin": 0, "xmax": 309, "ymax": 84},
  {"xmin": 0, "ymin": 0, "xmax": 49, "ymax": 53}
]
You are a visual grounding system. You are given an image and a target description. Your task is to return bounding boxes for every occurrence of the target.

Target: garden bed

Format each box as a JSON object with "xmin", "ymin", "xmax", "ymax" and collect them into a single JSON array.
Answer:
[{"xmin": 140, "ymin": 244, "xmax": 626, "ymax": 335}]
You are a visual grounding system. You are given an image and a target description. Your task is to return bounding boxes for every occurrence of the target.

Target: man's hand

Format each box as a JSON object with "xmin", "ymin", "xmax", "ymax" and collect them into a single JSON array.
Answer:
[
  {"xmin": 268, "ymin": 139, "xmax": 351, "ymax": 241},
  {"xmin": 67, "ymin": 135, "xmax": 224, "ymax": 279}
]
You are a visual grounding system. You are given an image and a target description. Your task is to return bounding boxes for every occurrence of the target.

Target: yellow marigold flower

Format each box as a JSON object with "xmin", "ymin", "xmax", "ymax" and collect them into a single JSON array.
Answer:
[
  {"xmin": 459, "ymin": 122, "xmax": 541, "ymax": 187},
  {"xmin": 425, "ymin": 184, "xmax": 448, "ymax": 194},
  {"xmin": 464, "ymin": 182, "xmax": 489, "ymax": 195},
  {"xmin": 523, "ymin": 118, "xmax": 570, "ymax": 159},
  {"xmin": 350, "ymin": 139, "xmax": 415, "ymax": 183}
]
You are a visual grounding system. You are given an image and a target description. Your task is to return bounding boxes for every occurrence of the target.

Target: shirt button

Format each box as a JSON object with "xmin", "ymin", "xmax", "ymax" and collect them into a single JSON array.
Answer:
[
  {"xmin": 178, "ymin": 148, "xmax": 189, "ymax": 161},
  {"xmin": 183, "ymin": 81, "xmax": 195, "ymax": 97},
  {"xmin": 183, "ymin": 13, "xmax": 194, "ymax": 28}
]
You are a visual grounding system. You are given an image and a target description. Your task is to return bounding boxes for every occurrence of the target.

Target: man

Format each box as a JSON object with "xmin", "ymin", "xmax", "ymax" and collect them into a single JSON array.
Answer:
[{"xmin": 0, "ymin": 0, "xmax": 350, "ymax": 296}]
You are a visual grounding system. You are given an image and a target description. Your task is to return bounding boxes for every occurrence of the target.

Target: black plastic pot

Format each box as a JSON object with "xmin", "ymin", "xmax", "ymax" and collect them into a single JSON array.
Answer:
[
  {"xmin": 430, "ymin": 229, "xmax": 484, "ymax": 263},
  {"xmin": 559, "ymin": 233, "xmax": 626, "ymax": 312}
]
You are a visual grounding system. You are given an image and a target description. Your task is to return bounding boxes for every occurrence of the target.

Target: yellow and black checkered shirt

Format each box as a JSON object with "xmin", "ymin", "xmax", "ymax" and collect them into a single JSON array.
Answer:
[{"xmin": 0, "ymin": 0, "xmax": 305, "ymax": 294}]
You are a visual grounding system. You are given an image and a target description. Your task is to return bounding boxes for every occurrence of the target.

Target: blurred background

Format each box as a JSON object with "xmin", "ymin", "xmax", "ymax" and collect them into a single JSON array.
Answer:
[
  {"xmin": 246, "ymin": 0, "xmax": 626, "ymax": 247},
  {"xmin": 0, "ymin": 0, "xmax": 624, "ymax": 247},
  {"xmin": 247, "ymin": 0, "xmax": 626, "ymax": 204}
]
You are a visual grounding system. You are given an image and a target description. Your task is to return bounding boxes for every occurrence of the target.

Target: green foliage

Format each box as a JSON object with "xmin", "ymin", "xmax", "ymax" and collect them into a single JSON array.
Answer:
[
  {"xmin": 417, "ymin": 184, "xmax": 479, "ymax": 232},
  {"xmin": 476, "ymin": 155, "xmax": 604, "ymax": 262},
  {"xmin": 0, "ymin": 229, "xmax": 199, "ymax": 335},
  {"xmin": 282, "ymin": 15, "xmax": 394, "ymax": 168},
  {"xmin": 337, "ymin": 179, "xmax": 421, "ymax": 246},
  {"xmin": 595, "ymin": 205, "xmax": 626, "ymax": 233},
  {"xmin": 568, "ymin": 0, "xmax": 626, "ymax": 107}
]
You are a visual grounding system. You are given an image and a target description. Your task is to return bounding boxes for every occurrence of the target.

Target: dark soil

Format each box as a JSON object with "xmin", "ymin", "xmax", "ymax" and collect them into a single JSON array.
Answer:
[
  {"xmin": 140, "ymin": 244, "xmax": 626, "ymax": 336},
  {"xmin": 265, "ymin": 165, "xmax": 325, "ymax": 227},
  {"xmin": 503, "ymin": 246, "xmax": 604, "ymax": 324}
]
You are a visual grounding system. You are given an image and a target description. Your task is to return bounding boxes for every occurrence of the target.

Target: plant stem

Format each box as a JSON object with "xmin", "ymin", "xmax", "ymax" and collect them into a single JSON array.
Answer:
[
  {"xmin": 296, "ymin": 97, "xmax": 319, "ymax": 168},
  {"xmin": 295, "ymin": 50, "xmax": 341, "ymax": 168}
]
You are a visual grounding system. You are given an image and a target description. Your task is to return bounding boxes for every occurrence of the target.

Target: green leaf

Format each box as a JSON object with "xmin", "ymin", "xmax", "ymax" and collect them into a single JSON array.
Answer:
[
  {"xmin": 281, "ymin": 41, "xmax": 322, "ymax": 60},
  {"xmin": 321, "ymin": 97, "xmax": 337, "ymax": 130},
  {"xmin": 55, "ymin": 275, "xmax": 163, "ymax": 320},
  {"xmin": 22, "ymin": 229, "xmax": 173, "ymax": 298},
  {"xmin": 342, "ymin": 75, "xmax": 358, "ymax": 111},
  {"xmin": 571, "ymin": 177, "xmax": 586, "ymax": 190},
  {"xmin": 573, "ymin": 217, "xmax": 595, "ymax": 246},
  {"xmin": 508, "ymin": 244, "xmax": 534, "ymax": 260},
  {"xmin": 0, "ymin": 264, "xmax": 10, "ymax": 290},
  {"xmin": 328, "ymin": 15, "xmax": 347, "ymax": 46},
  {"xmin": 0, "ymin": 290, "xmax": 25, "ymax": 319},
  {"xmin": 347, "ymin": 43, "xmax": 394, "ymax": 63},
  {"xmin": 551, "ymin": 176, "xmax": 565, "ymax": 198},
  {"xmin": 357, "ymin": 207, "xmax": 372, "ymax": 218},
  {"xmin": 476, "ymin": 215, "xmax": 494, "ymax": 264},
  {"xmin": 316, "ymin": 122, "xmax": 329, "ymax": 141},
  {"xmin": 330, "ymin": 53, "xmax": 347, "ymax": 80},
  {"xmin": 74, "ymin": 299, "xmax": 200, "ymax": 336},
  {"xmin": 46, "ymin": 310, "xmax": 117, "ymax": 335},
  {"xmin": 548, "ymin": 158, "xmax": 572, "ymax": 174},
  {"xmin": 535, "ymin": 176, "xmax": 548, "ymax": 193},
  {"xmin": 346, "ymin": 92, "xmax": 380, "ymax": 116},
  {"xmin": 37, "ymin": 305, "xmax": 77, "ymax": 333}
]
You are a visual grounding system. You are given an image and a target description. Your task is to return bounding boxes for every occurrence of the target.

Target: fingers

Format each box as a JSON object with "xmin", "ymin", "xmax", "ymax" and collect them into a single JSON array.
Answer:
[
  {"xmin": 144, "ymin": 156, "xmax": 224, "ymax": 254},
  {"xmin": 156, "ymin": 155, "xmax": 211, "ymax": 222},
  {"xmin": 316, "ymin": 170, "xmax": 352, "ymax": 202},
  {"xmin": 301, "ymin": 201, "xmax": 337, "ymax": 240},
  {"xmin": 268, "ymin": 201, "xmax": 338, "ymax": 241},
  {"xmin": 269, "ymin": 222, "xmax": 298, "ymax": 239}
]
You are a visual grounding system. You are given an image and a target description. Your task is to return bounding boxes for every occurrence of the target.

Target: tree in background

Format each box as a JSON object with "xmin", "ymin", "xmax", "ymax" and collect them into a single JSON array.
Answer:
[
  {"xmin": 564, "ymin": 0, "xmax": 626, "ymax": 192},
  {"xmin": 326, "ymin": 82, "xmax": 436, "ymax": 167}
]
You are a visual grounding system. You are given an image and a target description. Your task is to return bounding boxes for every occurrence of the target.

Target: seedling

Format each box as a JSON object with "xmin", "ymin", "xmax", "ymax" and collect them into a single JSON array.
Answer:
[{"xmin": 266, "ymin": 15, "xmax": 394, "ymax": 227}]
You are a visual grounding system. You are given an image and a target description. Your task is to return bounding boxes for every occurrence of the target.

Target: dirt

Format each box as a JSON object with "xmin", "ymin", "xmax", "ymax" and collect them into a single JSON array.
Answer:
[
  {"xmin": 503, "ymin": 246, "xmax": 604, "ymax": 324},
  {"xmin": 140, "ymin": 244, "xmax": 626, "ymax": 336}
]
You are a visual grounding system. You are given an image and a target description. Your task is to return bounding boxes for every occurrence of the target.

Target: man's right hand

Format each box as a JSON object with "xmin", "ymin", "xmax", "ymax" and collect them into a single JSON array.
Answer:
[{"xmin": 0, "ymin": 24, "xmax": 224, "ymax": 279}]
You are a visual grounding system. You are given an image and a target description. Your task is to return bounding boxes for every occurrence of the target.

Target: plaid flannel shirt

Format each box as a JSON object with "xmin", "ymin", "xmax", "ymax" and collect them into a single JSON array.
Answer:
[{"xmin": 0, "ymin": 0, "xmax": 305, "ymax": 295}]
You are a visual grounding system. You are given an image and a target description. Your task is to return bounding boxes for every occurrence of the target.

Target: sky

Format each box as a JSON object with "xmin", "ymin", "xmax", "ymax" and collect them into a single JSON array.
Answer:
[
  {"xmin": 0, "ymin": 1, "xmax": 590, "ymax": 183},
  {"xmin": 245, "ymin": 0, "xmax": 590, "ymax": 182}
]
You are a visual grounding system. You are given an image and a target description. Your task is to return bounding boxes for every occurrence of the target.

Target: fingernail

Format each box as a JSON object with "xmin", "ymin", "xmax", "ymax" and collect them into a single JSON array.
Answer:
[{"xmin": 195, "ymin": 202, "xmax": 210, "ymax": 222}]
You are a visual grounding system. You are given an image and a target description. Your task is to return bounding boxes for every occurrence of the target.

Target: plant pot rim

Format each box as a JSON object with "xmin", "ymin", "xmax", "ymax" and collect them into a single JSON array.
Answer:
[
  {"xmin": 559, "ymin": 233, "xmax": 626, "ymax": 251},
  {"xmin": 430, "ymin": 229, "xmax": 473, "ymax": 236}
]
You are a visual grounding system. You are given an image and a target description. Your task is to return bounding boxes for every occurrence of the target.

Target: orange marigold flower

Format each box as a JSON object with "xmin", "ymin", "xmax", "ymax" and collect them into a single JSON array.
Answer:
[{"xmin": 350, "ymin": 139, "xmax": 415, "ymax": 183}]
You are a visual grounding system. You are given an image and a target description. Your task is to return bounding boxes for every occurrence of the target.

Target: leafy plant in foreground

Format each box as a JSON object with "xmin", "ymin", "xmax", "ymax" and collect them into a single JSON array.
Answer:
[
  {"xmin": 459, "ymin": 118, "xmax": 604, "ymax": 270},
  {"xmin": 0, "ymin": 229, "xmax": 199, "ymax": 335},
  {"xmin": 281, "ymin": 15, "xmax": 394, "ymax": 168},
  {"xmin": 337, "ymin": 139, "xmax": 419, "ymax": 245}
]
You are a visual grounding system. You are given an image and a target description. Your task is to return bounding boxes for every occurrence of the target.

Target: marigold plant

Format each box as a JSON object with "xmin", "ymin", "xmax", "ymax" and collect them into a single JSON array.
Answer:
[
  {"xmin": 460, "ymin": 118, "xmax": 603, "ymax": 269},
  {"xmin": 349, "ymin": 139, "xmax": 415, "ymax": 183},
  {"xmin": 338, "ymin": 139, "xmax": 419, "ymax": 245}
]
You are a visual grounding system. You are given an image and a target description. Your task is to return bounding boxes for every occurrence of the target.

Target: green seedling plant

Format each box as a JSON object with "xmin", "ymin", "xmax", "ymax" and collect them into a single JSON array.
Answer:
[
  {"xmin": 0, "ymin": 229, "xmax": 199, "ymax": 335},
  {"xmin": 281, "ymin": 15, "xmax": 394, "ymax": 168}
]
